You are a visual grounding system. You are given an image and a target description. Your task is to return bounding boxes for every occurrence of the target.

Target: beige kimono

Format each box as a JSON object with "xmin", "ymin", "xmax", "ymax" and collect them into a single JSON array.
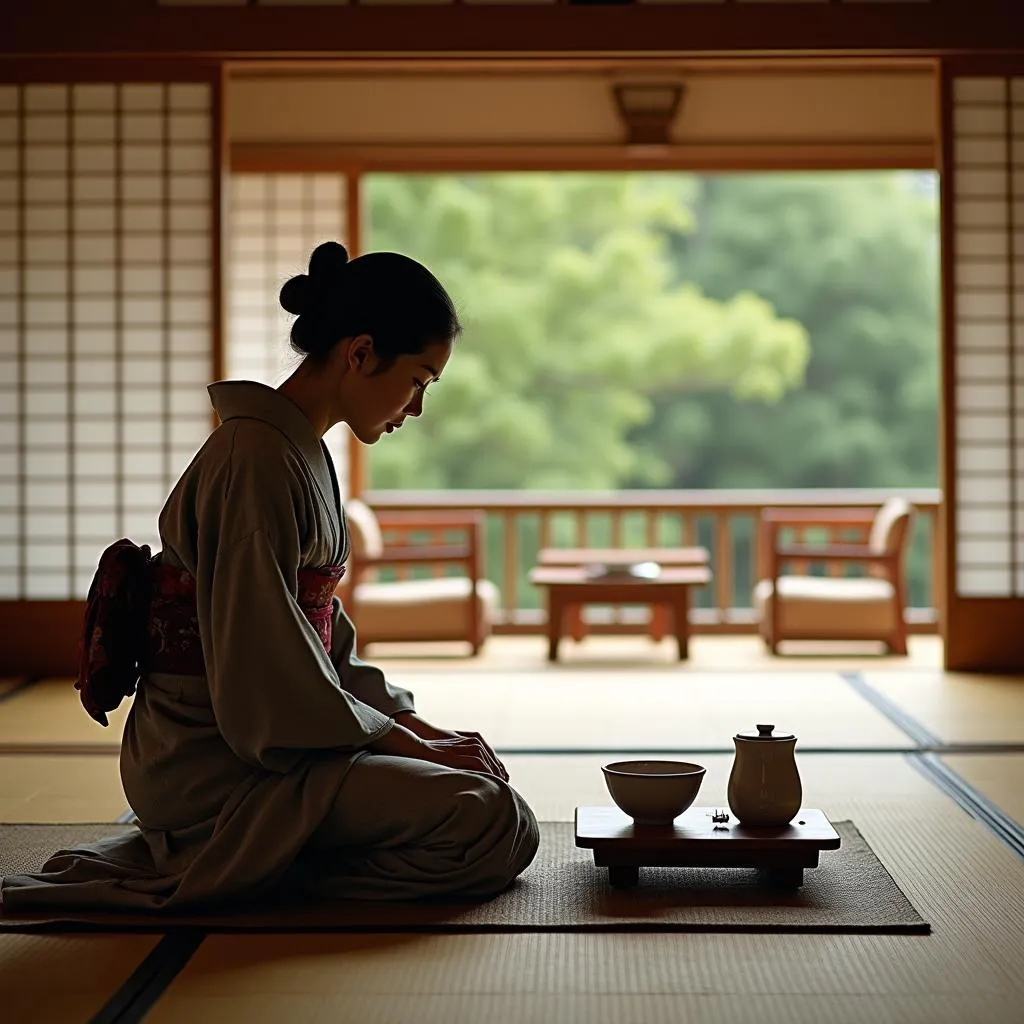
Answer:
[{"xmin": 1, "ymin": 382, "xmax": 538, "ymax": 911}]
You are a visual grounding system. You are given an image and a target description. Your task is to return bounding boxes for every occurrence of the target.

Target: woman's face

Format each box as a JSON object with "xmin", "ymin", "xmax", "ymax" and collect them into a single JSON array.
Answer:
[{"xmin": 345, "ymin": 336, "xmax": 453, "ymax": 445}]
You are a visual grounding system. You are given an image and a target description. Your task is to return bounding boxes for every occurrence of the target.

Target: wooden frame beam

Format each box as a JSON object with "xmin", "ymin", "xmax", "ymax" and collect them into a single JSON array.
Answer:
[
  {"xmin": 345, "ymin": 172, "xmax": 367, "ymax": 498},
  {"xmin": 231, "ymin": 141, "xmax": 936, "ymax": 175},
  {"xmin": 5, "ymin": 3, "xmax": 1022, "ymax": 60}
]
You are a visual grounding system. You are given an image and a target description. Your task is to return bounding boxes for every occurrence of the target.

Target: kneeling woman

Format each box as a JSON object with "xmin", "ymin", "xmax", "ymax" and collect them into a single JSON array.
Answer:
[{"xmin": 1, "ymin": 242, "xmax": 539, "ymax": 911}]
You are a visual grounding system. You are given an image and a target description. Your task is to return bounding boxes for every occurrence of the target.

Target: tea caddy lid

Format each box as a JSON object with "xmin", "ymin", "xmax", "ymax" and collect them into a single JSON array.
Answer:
[{"xmin": 735, "ymin": 723, "xmax": 795, "ymax": 742}]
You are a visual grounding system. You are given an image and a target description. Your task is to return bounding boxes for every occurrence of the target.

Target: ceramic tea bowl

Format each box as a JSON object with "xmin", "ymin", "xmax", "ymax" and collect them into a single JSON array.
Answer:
[{"xmin": 602, "ymin": 760, "xmax": 706, "ymax": 825}]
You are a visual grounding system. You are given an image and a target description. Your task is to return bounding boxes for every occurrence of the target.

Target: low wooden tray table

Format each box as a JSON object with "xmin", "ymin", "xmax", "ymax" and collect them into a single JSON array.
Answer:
[{"xmin": 575, "ymin": 806, "xmax": 841, "ymax": 890}]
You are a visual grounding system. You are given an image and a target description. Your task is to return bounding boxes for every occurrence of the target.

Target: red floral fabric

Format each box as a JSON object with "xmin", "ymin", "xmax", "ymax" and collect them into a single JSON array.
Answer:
[
  {"xmin": 76, "ymin": 541, "xmax": 347, "ymax": 726},
  {"xmin": 75, "ymin": 539, "xmax": 155, "ymax": 727}
]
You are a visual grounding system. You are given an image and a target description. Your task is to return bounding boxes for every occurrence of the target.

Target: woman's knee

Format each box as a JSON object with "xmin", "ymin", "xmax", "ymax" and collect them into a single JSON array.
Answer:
[
  {"xmin": 453, "ymin": 776, "xmax": 539, "ymax": 887},
  {"xmin": 508, "ymin": 786, "xmax": 540, "ymax": 862},
  {"xmin": 451, "ymin": 773, "xmax": 531, "ymax": 830}
]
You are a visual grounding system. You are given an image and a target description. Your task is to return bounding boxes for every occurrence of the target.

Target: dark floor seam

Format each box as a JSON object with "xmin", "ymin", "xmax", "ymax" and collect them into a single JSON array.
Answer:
[
  {"xmin": 492, "ymin": 743, "xmax": 1024, "ymax": 756},
  {"xmin": 840, "ymin": 670, "xmax": 943, "ymax": 748},
  {"xmin": 906, "ymin": 752, "xmax": 1024, "ymax": 862},
  {"xmin": 86, "ymin": 929, "xmax": 205, "ymax": 1024},
  {"xmin": 838, "ymin": 672, "xmax": 1024, "ymax": 861},
  {"xmin": 0, "ymin": 676, "xmax": 42, "ymax": 705}
]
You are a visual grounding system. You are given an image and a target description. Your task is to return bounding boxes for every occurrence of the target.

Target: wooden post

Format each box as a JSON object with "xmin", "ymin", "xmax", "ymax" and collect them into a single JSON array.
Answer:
[{"xmin": 345, "ymin": 170, "xmax": 367, "ymax": 498}]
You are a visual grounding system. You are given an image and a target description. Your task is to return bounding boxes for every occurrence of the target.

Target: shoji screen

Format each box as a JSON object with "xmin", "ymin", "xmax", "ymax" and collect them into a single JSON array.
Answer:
[
  {"xmin": 0, "ymin": 75, "xmax": 218, "ymax": 605},
  {"xmin": 943, "ymin": 65, "xmax": 1024, "ymax": 670},
  {"xmin": 227, "ymin": 172, "xmax": 349, "ymax": 497}
]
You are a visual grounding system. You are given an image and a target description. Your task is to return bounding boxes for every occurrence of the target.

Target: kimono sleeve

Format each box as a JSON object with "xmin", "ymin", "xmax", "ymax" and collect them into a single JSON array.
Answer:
[
  {"xmin": 198, "ymin": 524, "xmax": 395, "ymax": 772},
  {"xmin": 329, "ymin": 597, "xmax": 416, "ymax": 717}
]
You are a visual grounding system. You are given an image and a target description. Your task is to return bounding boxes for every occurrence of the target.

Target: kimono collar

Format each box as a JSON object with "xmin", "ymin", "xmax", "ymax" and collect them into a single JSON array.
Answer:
[{"xmin": 208, "ymin": 380, "xmax": 325, "ymax": 469}]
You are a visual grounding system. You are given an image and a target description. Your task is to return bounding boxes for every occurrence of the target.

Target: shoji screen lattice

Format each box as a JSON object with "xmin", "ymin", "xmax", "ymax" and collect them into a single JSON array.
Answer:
[
  {"xmin": 227, "ymin": 173, "xmax": 349, "ymax": 497},
  {"xmin": 0, "ymin": 80, "xmax": 217, "ymax": 600},
  {"xmin": 950, "ymin": 76, "xmax": 1024, "ymax": 598}
]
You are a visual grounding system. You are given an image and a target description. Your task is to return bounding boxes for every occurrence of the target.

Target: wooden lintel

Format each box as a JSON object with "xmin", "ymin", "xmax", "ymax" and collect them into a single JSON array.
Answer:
[
  {"xmin": 4, "ymin": 4, "xmax": 1023, "ymax": 60},
  {"xmin": 231, "ymin": 141, "xmax": 936, "ymax": 175}
]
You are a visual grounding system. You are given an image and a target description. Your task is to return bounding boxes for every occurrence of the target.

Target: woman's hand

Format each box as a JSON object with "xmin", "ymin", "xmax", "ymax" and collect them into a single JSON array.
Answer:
[
  {"xmin": 395, "ymin": 712, "xmax": 508, "ymax": 782},
  {"xmin": 416, "ymin": 733, "xmax": 508, "ymax": 781},
  {"xmin": 369, "ymin": 719, "xmax": 508, "ymax": 782}
]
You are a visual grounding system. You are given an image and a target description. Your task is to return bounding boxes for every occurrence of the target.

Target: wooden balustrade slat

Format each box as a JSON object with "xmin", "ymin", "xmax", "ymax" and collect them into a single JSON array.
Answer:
[
  {"xmin": 503, "ymin": 511, "xmax": 519, "ymax": 616},
  {"xmin": 540, "ymin": 510, "xmax": 552, "ymax": 550},
  {"xmin": 646, "ymin": 511, "xmax": 659, "ymax": 547},
  {"xmin": 714, "ymin": 512, "xmax": 732, "ymax": 614},
  {"xmin": 432, "ymin": 527, "xmax": 445, "ymax": 577},
  {"xmin": 682, "ymin": 514, "xmax": 694, "ymax": 547}
]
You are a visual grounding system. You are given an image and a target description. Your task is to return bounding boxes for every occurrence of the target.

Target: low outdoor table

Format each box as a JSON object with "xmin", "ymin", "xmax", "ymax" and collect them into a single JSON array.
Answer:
[
  {"xmin": 575, "ymin": 806, "xmax": 842, "ymax": 890},
  {"xmin": 529, "ymin": 564, "xmax": 712, "ymax": 661}
]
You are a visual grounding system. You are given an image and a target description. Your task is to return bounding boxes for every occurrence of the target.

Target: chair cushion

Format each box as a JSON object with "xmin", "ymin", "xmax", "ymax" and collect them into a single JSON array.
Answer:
[
  {"xmin": 352, "ymin": 577, "xmax": 499, "ymax": 641},
  {"xmin": 756, "ymin": 576, "xmax": 895, "ymax": 603},
  {"xmin": 753, "ymin": 575, "xmax": 898, "ymax": 635}
]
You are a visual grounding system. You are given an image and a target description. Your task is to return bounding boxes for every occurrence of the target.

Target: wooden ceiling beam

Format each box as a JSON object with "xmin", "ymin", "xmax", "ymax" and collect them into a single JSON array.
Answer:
[{"xmin": 4, "ymin": 3, "xmax": 1023, "ymax": 60}]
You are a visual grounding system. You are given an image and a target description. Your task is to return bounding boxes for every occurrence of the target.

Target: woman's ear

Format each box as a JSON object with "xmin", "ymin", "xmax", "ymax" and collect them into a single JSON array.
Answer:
[{"xmin": 348, "ymin": 334, "xmax": 376, "ymax": 373}]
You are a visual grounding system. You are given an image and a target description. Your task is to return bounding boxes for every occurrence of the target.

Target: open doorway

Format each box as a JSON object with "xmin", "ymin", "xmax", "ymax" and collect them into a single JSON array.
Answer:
[{"xmin": 221, "ymin": 168, "xmax": 941, "ymax": 634}]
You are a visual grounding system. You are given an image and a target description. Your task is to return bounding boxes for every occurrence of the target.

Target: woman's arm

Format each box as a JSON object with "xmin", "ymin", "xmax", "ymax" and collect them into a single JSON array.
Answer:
[{"xmin": 329, "ymin": 598, "xmax": 416, "ymax": 716}]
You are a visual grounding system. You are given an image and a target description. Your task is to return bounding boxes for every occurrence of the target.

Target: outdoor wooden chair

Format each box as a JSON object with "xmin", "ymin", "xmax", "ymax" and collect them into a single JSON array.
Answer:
[
  {"xmin": 753, "ymin": 497, "xmax": 915, "ymax": 655},
  {"xmin": 341, "ymin": 499, "xmax": 498, "ymax": 656}
]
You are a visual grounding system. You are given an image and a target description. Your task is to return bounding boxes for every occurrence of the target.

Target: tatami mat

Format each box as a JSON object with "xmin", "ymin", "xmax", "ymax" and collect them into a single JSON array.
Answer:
[
  {"xmin": 941, "ymin": 754, "xmax": 1024, "ymax": 827},
  {"xmin": 149, "ymin": 755, "xmax": 1024, "ymax": 1024},
  {"xmin": 0, "ymin": 678, "xmax": 126, "ymax": 750},
  {"xmin": 0, "ymin": 670, "xmax": 912, "ymax": 753},
  {"xmin": 371, "ymin": 635, "xmax": 944, "ymax": 674},
  {"xmin": 149, "ymin": 992, "xmax": 1024, "ymax": 1024},
  {"xmin": 0, "ymin": 678, "xmax": 29, "ymax": 699},
  {"xmin": 396, "ymin": 671, "xmax": 910, "ymax": 749},
  {"xmin": 0, "ymin": 932, "xmax": 160, "ymax": 1024},
  {"xmin": 859, "ymin": 671, "xmax": 1024, "ymax": 746},
  {"xmin": 0, "ymin": 755, "xmax": 126, "ymax": 823}
]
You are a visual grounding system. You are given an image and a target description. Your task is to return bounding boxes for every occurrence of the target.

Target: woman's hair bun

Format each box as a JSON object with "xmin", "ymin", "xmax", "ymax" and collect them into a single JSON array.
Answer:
[
  {"xmin": 279, "ymin": 241, "xmax": 350, "ymax": 317},
  {"xmin": 308, "ymin": 240, "xmax": 349, "ymax": 280},
  {"xmin": 279, "ymin": 274, "xmax": 310, "ymax": 316}
]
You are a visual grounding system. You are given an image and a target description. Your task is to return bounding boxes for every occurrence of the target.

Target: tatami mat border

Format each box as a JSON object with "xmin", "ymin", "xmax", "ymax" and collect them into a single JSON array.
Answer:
[
  {"xmin": 840, "ymin": 671, "xmax": 942, "ymax": 748},
  {"xmin": 909, "ymin": 753, "xmax": 1024, "ymax": 862},
  {"xmin": 87, "ymin": 931, "xmax": 205, "ymax": 1024},
  {"xmin": 0, "ymin": 678, "xmax": 39, "ymax": 705}
]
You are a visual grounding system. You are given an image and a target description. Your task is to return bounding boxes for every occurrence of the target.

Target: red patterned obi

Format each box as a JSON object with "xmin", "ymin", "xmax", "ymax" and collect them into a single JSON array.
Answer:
[
  {"xmin": 75, "ymin": 537, "xmax": 346, "ymax": 726},
  {"xmin": 146, "ymin": 563, "xmax": 347, "ymax": 676}
]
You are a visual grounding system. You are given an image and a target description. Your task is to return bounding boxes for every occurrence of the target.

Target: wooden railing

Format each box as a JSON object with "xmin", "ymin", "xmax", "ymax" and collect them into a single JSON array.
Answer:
[{"xmin": 364, "ymin": 488, "xmax": 943, "ymax": 635}]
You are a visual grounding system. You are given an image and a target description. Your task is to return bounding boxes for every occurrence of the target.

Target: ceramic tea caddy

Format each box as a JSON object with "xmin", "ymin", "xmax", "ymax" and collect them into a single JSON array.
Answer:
[{"xmin": 727, "ymin": 723, "xmax": 802, "ymax": 826}]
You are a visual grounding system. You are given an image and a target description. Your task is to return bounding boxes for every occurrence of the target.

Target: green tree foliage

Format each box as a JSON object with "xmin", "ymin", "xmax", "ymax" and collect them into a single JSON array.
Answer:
[
  {"xmin": 630, "ymin": 172, "xmax": 940, "ymax": 490},
  {"xmin": 365, "ymin": 173, "xmax": 809, "ymax": 490},
  {"xmin": 364, "ymin": 171, "xmax": 940, "ymax": 607}
]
